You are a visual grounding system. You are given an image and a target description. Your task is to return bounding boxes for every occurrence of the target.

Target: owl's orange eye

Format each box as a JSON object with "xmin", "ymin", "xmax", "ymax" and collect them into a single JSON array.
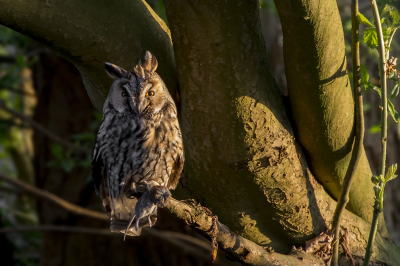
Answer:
[
  {"xmin": 146, "ymin": 91, "xmax": 155, "ymax": 97},
  {"xmin": 121, "ymin": 92, "xmax": 127, "ymax": 97}
]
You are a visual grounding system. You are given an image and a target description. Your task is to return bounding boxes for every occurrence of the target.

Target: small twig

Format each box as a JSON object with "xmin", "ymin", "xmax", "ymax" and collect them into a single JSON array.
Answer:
[
  {"xmin": 340, "ymin": 229, "xmax": 355, "ymax": 266},
  {"xmin": 0, "ymin": 225, "xmax": 210, "ymax": 260},
  {"xmin": 0, "ymin": 102, "xmax": 91, "ymax": 154},
  {"xmin": 331, "ymin": 0, "xmax": 364, "ymax": 265},
  {"xmin": 364, "ymin": 1, "xmax": 388, "ymax": 266},
  {"xmin": 201, "ymin": 206, "xmax": 219, "ymax": 262},
  {"xmin": 0, "ymin": 225, "xmax": 115, "ymax": 236},
  {"xmin": 0, "ymin": 173, "xmax": 107, "ymax": 221}
]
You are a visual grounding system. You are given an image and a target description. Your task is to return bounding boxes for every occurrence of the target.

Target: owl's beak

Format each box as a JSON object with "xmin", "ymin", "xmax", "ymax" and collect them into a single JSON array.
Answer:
[{"xmin": 138, "ymin": 101, "xmax": 149, "ymax": 114}]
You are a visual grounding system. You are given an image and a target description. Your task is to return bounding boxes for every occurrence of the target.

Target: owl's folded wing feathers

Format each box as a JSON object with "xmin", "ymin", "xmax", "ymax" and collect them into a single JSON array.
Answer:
[{"xmin": 167, "ymin": 148, "xmax": 184, "ymax": 190}]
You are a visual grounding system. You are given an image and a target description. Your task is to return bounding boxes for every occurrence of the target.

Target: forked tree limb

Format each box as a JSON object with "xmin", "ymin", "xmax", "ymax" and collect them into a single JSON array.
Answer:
[{"xmin": 0, "ymin": 173, "xmax": 324, "ymax": 266}]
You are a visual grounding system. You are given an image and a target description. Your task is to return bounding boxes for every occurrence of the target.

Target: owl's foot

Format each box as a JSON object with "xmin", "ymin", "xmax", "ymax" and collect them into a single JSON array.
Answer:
[
  {"xmin": 126, "ymin": 183, "xmax": 147, "ymax": 199},
  {"xmin": 148, "ymin": 186, "xmax": 171, "ymax": 207}
]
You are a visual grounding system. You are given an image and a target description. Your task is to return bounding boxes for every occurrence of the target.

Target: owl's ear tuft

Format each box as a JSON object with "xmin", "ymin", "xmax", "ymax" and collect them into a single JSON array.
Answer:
[
  {"xmin": 104, "ymin": 63, "xmax": 130, "ymax": 80},
  {"xmin": 139, "ymin": 51, "xmax": 158, "ymax": 73}
]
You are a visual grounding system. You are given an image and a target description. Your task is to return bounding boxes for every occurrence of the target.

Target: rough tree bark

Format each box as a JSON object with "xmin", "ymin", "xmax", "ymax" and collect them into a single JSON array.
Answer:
[
  {"xmin": 0, "ymin": 0, "xmax": 399, "ymax": 265},
  {"xmin": 274, "ymin": 0, "xmax": 388, "ymax": 236}
]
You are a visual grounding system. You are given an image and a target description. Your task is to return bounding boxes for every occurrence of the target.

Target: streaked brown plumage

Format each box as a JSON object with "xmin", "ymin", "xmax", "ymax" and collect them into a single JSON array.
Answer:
[{"xmin": 91, "ymin": 51, "xmax": 184, "ymax": 237}]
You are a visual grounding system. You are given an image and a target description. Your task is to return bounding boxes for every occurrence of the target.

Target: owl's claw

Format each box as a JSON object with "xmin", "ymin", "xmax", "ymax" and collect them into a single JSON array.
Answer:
[{"xmin": 148, "ymin": 215, "xmax": 153, "ymax": 227}]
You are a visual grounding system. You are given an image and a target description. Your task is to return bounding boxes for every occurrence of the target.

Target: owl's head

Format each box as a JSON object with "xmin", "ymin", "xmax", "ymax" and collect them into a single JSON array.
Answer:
[{"xmin": 103, "ymin": 51, "xmax": 173, "ymax": 118}]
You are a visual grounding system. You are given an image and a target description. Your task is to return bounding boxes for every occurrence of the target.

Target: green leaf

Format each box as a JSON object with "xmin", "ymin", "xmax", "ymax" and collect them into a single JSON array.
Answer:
[
  {"xmin": 368, "ymin": 123, "xmax": 381, "ymax": 134},
  {"xmin": 386, "ymin": 164, "xmax": 397, "ymax": 180},
  {"xmin": 381, "ymin": 4, "xmax": 400, "ymax": 27},
  {"xmin": 371, "ymin": 175, "xmax": 383, "ymax": 185},
  {"xmin": 387, "ymin": 174, "xmax": 398, "ymax": 182},
  {"xmin": 360, "ymin": 64, "xmax": 370, "ymax": 86},
  {"xmin": 391, "ymin": 83, "xmax": 399, "ymax": 98},
  {"xmin": 388, "ymin": 71, "xmax": 398, "ymax": 81},
  {"xmin": 364, "ymin": 27, "xmax": 378, "ymax": 49},
  {"xmin": 373, "ymin": 85, "xmax": 382, "ymax": 97},
  {"xmin": 358, "ymin": 13, "xmax": 374, "ymax": 27},
  {"xmin": 382, "ymin": 26, "xmax": 390, "ymax": 43},
  {"xmin": 50, "ymin": 144, "xmax": 63, "ymax": 159},
  {"xmin": 387, "ymin": 99, "xmax": 400, "ymax": 123}
]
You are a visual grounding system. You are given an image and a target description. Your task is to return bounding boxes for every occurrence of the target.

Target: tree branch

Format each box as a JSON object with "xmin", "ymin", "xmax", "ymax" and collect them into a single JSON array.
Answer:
[
  {"xmin": 0, "ymin": 173, "xmax": 325, "ymax": 265},
  {"xmin": 166, "ymin": 199, "xmax": 324, "ymax": 266},
  {"xmin": 274, "ymin": 0, "xmax": 376, "ymax": 227},
  {"xmin": 0, "ymin": 0, "xmax": 178, "ymax": 111},
  {"xmin": 0, "ymin": 102, "xmax": 91, "ymax": 154},
  {"xmin": 0, "ymin": 225, "xmax": 211, "ymax": 261},
  {"xmin": 0, "ymin": 173, "xmax": 105, "ymax": 221},
  {"xmin": 0, "ymin": 225, "xmax": 115, "ymax": 236},
  {"xmin": 332, "ymin": 0, "xmax": 364, "ymax": 264}
]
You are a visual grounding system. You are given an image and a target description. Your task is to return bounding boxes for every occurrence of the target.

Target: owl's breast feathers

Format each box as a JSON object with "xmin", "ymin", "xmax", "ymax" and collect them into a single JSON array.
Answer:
[{"xmin": 91, "ymin": 105, "xmax": 184, "ymax": 200}]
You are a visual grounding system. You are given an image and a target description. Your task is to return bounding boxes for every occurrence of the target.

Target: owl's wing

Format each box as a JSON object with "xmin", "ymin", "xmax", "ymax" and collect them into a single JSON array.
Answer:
[
  {"xmin": 91, "ymin": 139, "xmax": 103, "ymax": 195},
  {"xmin": 167, "ymin": 148, "xmax": 184, "ymax": 189}
]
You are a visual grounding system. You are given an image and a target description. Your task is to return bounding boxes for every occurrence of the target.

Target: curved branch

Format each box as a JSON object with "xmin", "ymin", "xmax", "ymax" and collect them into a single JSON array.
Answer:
[
  {"xmin": 0, "ymin": 173, "xmax": 324, "ymax": 265},
  {"xmin": 0, "ymin": 102, "xmax": 91, "ymax": 154},
  {"xmin": 0, "ymin": 225, "xmax": 210, "ymax": 261},
  {"xmin": 167, "ymin": 199, "xmax": 324, "ymax": 266},
  {"xmin": 0, "ymin": 0, "xmax": 178, "ymax": 110},
  {"xmin": 0, "ymin": 225, "xmax": 115, "ymax": 235},
  {"xmin": 0, "ymin": 173, "xmax": 106, "ymax": 221}
]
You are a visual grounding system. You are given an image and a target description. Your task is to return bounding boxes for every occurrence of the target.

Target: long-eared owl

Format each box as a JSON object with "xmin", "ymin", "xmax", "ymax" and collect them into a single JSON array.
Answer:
[{"xmin": 91, "ymin": 51, "xmax": 184, "ymax": 236}]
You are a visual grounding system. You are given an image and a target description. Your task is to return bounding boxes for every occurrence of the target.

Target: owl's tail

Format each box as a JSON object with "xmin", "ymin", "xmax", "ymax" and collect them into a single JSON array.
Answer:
[{"xmin": 98, "ymin": 175, "xmax": 156, "ymax": 236}]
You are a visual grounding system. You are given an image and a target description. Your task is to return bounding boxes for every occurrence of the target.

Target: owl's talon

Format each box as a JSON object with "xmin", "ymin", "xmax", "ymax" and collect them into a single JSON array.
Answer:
[
  {"xmin": 148, "ymin": 216, "xmax": 153, "ymax": 227},
  {"xmin": 135, "ymin": 216, "xmax": 140, "ymax": 232}
]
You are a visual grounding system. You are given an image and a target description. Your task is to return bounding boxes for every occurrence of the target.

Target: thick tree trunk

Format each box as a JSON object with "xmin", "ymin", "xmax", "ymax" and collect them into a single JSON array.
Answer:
[
  {"xmin": 1, "ymin": 0, "xmax": 399, "ymax": 264},
  {"xmin": 162, "ymin": 1, "xmax": 400, "ymax": 264},
  {"xmin": 273, "ymin": 0, "xmax": 387, "ymax": 235}
]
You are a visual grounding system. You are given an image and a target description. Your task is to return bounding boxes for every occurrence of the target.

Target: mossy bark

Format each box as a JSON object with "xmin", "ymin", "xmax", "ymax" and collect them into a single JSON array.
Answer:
[
  {"xmin": 0, "ymin": 0, "xmax": 177, "ymax": 111},
  {"xmin": 273, "ymin": 0, "xmax": 387, "ymax": 234}
]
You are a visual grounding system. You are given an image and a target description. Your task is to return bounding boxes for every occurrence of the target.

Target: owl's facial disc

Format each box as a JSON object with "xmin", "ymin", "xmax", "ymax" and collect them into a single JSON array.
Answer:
[{"xmin": 137, "ymin": 78, "xmax": 165, "ymax": 116}]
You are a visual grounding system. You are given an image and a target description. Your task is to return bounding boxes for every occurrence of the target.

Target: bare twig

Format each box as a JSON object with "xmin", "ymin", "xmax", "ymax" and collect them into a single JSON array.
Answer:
[
  {"xmin": 364, "ymin": 1, "xmax": 388, "ymax": 265},
  {"xmin": 166, "ymin": 198, "xmax": 324, "ymax": 266},
  {"xmin": 0, "ymin": 102, "xmax": 91, "ymax": 154},
  {"xmin": 0, "ymin": 225, "xmax": 210, "ymax": 261},
  {"xmin": 0, "ymin": 173, "xmax": 324, "ymax": 265},
  {"xmin": 0, "ymin": 225, "xmax": 115, "ymax": 236},
  {"xmin": 0, "ymin": 173, "xmax": 106, "ymax": 221},
  {"xmin": 202, "ymin": 206, "xmax": 218, "ymax": 262},
  {"xmin": 331, "ymin": 0, "xmax": 364, "ymax": 265}
]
